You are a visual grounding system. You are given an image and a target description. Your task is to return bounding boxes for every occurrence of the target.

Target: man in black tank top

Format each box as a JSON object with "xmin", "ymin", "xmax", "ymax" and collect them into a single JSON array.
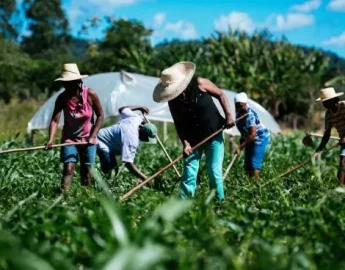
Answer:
[{"xmin": 153, "ymin": 62, "xmax": 234, "ymax": 202}]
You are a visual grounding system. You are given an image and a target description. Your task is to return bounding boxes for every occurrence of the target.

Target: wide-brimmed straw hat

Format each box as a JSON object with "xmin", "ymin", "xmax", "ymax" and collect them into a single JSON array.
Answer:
[
  {"xmin": 315, "ymin": 87, "xmax": 344, "ymax": 102},
  {"xmin": 153, "ymin": 61, "xmax": 196, "ymax": 103},
  {"xmin": 55, "ymin": 63, "xmax": 88, "ymax": 82}
]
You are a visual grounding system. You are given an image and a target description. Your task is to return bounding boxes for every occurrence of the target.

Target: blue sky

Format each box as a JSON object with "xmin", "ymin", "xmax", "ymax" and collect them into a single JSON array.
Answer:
[{"xmin": 61, "ymin": 0, "xmax": 345, "ymax": 58}]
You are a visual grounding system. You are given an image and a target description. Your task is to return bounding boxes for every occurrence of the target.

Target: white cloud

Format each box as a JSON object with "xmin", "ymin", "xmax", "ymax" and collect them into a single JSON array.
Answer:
[
  {"xmin": 268, "ymin": 13, "xmax": 314, "ymax": 31},
  {"xmin": 328, "ymin": 0, "xmax": 345, "ymax": 11},
  {"xmin": 163, "ymin": 20, "xmax": 198, "ymax": 39},
  {"xmin": 214, "ymin": 12, "xmax": 255, "ymax": 33},
  {"xmin": 153, "ymin": 12, "xmax": 166, "ymax": 28},
  {"xmin": 323, "ymin": 31, "xmax": 345, "ymax": 46},
  {"xmin": 290, "ymin": 0, "xmax": 321, "ymax": 12},
  {"xmin": 68, "ymin": 7, "xmax": 83, "ymax": 23}
]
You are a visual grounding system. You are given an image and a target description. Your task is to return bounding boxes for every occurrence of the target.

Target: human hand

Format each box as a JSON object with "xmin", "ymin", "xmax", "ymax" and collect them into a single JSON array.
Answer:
[
  {"xmin": 140, "ymin": 106, "xmax": 150, "ymax": 114},
  {"xmin": 45, "ymin": 140, "xmax": 53, "ymax": 150},
  {"xmin": 183, "ymin": 140, "xmax": 193, "ymax": 156},
  {"xmin": 225, "ymin": 115, "xmax": 235, "ymax": 129},
  {"xmin": 88, "ymin": 136, "xmax": 97, "ymax": 145},
  {"xmin": 234, "ymin": 147, "xmax": 241, "ymax": 156},
  {"xmin": 313, "ymin": 152, "xmax": 320, "ymax": 159}
]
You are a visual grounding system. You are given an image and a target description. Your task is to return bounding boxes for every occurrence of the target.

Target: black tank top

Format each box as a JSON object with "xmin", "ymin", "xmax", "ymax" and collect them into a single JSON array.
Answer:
[{"xmin": 168, "ymin": 77, "xmax": 225, "ymax": 146}]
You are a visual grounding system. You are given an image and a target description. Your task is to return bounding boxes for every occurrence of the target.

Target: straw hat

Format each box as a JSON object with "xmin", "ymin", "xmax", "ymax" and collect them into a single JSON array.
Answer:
[
  {"xmin": 153, "ymin": 61, "xmax": 196, "ymax": 103},
  {"xmin": 315, "ymin": 87, "xmax": 344, "ymax": 102},
  {"xmin": 55, "ymin": 63, "xmax": 88, "ymax": 82}
]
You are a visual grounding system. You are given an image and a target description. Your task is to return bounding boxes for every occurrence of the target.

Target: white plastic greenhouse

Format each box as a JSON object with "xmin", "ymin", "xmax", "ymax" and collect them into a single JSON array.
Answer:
[{"xmin": 27, "ymin": 71, "xmax": 281, "ymax": 136}]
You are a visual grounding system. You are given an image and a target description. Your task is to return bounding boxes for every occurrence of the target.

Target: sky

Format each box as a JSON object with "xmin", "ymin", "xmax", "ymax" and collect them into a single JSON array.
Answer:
[{"xmin": 61, "ymin": 0, "xmax": 345, "ymax": 58}]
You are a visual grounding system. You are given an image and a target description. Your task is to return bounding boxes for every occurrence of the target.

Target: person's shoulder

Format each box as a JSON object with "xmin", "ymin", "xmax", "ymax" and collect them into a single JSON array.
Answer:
[{"xmin": 87, "ymin": 88, "xmax": 97, "ymax": 98}]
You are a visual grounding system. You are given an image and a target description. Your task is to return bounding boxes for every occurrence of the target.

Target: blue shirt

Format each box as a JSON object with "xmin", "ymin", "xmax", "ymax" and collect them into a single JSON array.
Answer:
[
  {"xmin": 97, "ymin": 108, "xmax": 143, "ymax": 163},
  {"xmin": 236, "ymin": 107, "xmax": 270, "ymax": 142}
]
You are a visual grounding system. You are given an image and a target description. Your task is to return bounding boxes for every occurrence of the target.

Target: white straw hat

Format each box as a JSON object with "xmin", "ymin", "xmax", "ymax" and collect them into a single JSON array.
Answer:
[
  {"xmin": 235, "ymin": 92, "xmax": 248, "ymax": 103},
  {"xmin": 55, "ymin": 63, "xmax": 88, "ymax": 82},
  {"xmin": 315, "ymin": 87, "xmax": 344, "ymax": 102},
  {"xmin": 153, "ymin": 61, "xmax": 196, "ymax": 103}
]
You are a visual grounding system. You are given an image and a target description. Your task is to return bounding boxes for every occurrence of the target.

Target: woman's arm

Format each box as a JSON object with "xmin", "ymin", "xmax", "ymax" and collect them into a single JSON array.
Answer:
[
  {"xmin": 235, "ymin": 127, "xmax": 256, "ymax": 155},
  {"xmin": 45, "ymin": 94, "xmax": 63, "ymax": 149},
  {"xmin": 197, "ymin": 77, "xmax": 234, "ymax": 128},
  {"xmin": 88, "ymin": 89, "xmax": 104, "ymax": 144}
]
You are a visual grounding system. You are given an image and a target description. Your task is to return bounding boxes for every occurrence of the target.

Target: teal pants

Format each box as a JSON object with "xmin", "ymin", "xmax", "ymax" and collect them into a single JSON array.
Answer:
[{"xmin": 180, "ymin": 133, "xmax": 224, "ymax": 200}]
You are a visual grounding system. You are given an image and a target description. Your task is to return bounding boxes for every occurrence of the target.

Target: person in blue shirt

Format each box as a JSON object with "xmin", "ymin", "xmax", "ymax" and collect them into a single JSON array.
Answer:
[
  {"xmin": 96, "ymin": 106, "xmax": 157, "ymax": 180},
  {"xmin": 234, "ymin": 92, "xmax": 270, "ymax": 179}
]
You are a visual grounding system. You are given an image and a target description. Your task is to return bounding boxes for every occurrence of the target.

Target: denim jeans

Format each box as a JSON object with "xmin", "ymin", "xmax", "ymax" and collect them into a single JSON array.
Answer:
[{"xmin": 180, "ymin": 133, "xmax": 224, "ymax": 200}]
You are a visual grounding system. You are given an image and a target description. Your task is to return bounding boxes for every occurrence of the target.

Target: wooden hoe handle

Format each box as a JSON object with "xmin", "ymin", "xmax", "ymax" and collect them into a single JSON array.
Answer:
[
  {"xmin": 0, "ymin": 142, "xmax": 88, "ymax": 155},
  {"xmin": 120, "ymin": 114, "xmax": 248, "ymax": 202}
]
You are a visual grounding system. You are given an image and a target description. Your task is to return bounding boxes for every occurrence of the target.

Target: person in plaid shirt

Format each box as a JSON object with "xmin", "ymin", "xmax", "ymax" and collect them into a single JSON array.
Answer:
[{"xmin": 314, "ymin": 87, "xmax": 345, "ymax": 184}]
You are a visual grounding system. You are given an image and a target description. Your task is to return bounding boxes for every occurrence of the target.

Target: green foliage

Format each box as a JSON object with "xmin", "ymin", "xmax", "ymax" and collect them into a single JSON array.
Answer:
[
  {"xmin": 0, "ymin": 37, "xmax": 32, "ymax": 102},
  {"xmin": 21, "ymin": 0, "xmax": 71, "ymax": 58},
  {"xmin": 0, "ymin": 1, "xmax": 344, "ymax": 126},
  {"xmin": 0, "ymin": 0, "xmax": 19, "ymax": 40},
  {"xmin": 1, "ymin": 133, "xmax": 345, "ymax": 269},
  {"xmin": 83, "ymin": 18, "xmax": 153, "ymax": 74}
]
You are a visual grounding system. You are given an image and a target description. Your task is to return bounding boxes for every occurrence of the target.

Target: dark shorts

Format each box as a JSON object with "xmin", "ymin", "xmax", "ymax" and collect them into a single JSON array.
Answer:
[
  {"xmin": 60, "ymin": 144, "xmax": 96, "ymax": 165},
  {"xmin": 244, "ymin": 136, "xmax": 270, "ymax": 170}
]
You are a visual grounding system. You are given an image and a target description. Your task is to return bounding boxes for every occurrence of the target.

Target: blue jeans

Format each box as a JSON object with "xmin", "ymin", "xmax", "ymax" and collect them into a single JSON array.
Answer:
[
  {"xmin": 180, "ymin": 133, "xmax": 224, "ymax": 200},
  {"xmin": 244, "ymin": 135, "xmax": 270, "ymax": 170},
  {"xmin": 96, "ymin": 148, "xmax": 118, "ymax": 174},
  {"xmin": 60, "ymin": 144, "xmax": 96, "ymax": 165}
]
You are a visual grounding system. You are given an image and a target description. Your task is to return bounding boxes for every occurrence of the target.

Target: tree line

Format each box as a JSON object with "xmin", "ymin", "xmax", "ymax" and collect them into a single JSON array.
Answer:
[{"xmin": 1, "ymin": 0, "xmax": 345, "ymax": 128}]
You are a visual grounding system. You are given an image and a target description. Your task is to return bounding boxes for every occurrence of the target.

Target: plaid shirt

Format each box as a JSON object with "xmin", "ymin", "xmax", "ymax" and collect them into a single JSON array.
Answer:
[{"xmin": 325, "ymin": 101, "xmax": 345, "ymax": 138}]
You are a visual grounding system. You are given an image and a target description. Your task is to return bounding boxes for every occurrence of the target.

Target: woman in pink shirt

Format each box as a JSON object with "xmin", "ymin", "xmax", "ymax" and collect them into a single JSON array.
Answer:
[{"xmin": 45, "ymin": 64, "xmax": 104, "ymax": 191}]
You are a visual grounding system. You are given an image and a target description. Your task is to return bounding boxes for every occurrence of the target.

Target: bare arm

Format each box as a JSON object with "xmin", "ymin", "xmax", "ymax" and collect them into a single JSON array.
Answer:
[
  {"xmin": 240, "ymin": 127, "xmax": 256, "ymax": 150},
  {"xmin": 197, "ymin": 77, "xmax": 234, "ymax": 127},
  {"xmin": 315, "ymin": 128, "xmax": 331, "ymax": 152},
  {"xmin": 88, "ymin": 89, "xmax": 104, "ymax": 142},
  {"xmin": 125, "ymin": 162, "xmax": 146, "ymax": 180},
  {"xmin": 46, "ymin": 94, "xmax": 63, "ymax": 147},
  {"xmin": 119, "ymin": 105, "xmax": 149, "ymax": 114}
]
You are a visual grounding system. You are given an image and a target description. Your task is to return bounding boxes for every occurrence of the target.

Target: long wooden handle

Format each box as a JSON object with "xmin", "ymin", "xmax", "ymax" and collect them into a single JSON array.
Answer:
[
  {"xmin": 308, "ymin": 132, "xmax": 339, "ymax": 140},
  {"xmin": 0, "ymin": 142, "xmax": 89, "ymax": 155},
  {"xmin": 279, "ymin": 143, "xmax": 339, "ymax": 178},
  {"xmin": 120, "ymin": 114, "xmax": 247, "ymax": 201},
  {"xmin": 143, "ymin": 115, "xmax": 181, "ymax": 178},
  {"xmin": 223, "ymin": 153, "xmax": 238, "ymax": 180}
]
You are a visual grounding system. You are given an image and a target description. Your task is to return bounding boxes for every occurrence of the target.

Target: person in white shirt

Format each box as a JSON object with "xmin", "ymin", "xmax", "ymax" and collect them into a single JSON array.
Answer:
[{"xmin": 97, "ymin": 106, "xmax": 157, "ymax": 180}]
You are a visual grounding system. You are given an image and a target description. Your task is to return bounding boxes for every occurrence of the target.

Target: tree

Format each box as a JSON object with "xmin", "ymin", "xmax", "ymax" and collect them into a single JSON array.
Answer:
[
  {"xmin": 0, "ymin": 36, "xmax": 32, "ymax": 102},
  {"xmin": 21, "ymin": 0, "xmax": 71, "ymax": 58},
  {"xmin": 0, "ymin": 0, "xmax": 20, "ymax": 40},
  {"xmin": 83, "ymin": 18, "xmax": 154, "ymax": 74}
]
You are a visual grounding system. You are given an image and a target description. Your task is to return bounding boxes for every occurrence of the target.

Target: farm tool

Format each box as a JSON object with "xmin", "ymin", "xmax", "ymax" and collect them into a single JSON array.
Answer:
[
  {"xmin": 142, "ymin": 114, "xmax": 181, "ymax": 178},
  {"xmin": 279, "ymin": 142, "xmax": 339, "ymax": 178},
  {"xmin": 302, "ymin": 132, "xmax": 339, "ymax": 148},
  {"xmin": 223, "ymin": 153, "xmax": 239, "ymax": 180},
  {"xmin": 120, "ymin": 114, "xmax": 248, "ymax": 201},
  {"xmin": 0, "ymin": 142, "xmax": 88, "ymax": 155}
]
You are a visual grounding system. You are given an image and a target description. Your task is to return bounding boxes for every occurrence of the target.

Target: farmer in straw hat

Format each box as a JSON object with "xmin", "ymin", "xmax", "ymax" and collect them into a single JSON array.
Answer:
[
  {"xmin": 96, "ymin": 106, "xmax": 158, "ymax": 180},
  {"xmin": 153, "ymin": 61, "xmax": 234, "ymax": 200},
  {"xmin": 314, "ymin": 87, "xmax": 345, "ymax": 184},
  {"xmin": 45, "ymin": 63, "xmax": 104, "ymax": 192},
  {"xmin": 234, "ymin": 92, "xmax": 270, "ymax": 179}
]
